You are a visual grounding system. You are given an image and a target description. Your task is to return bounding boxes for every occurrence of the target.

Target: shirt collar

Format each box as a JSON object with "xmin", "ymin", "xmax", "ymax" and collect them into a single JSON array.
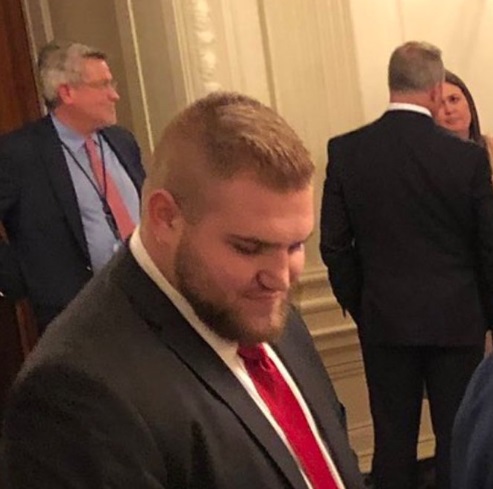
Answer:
[
  {"xmin": 387, "ymin": 102, "xmax": 432, "ymax": 118},
  {"xmin": 51, "ymin": 113, "xmax": 98, "ymax": 152},
  {"xmin": 129, "ymin": 228, "xmax": 239, "ymax": 364}
]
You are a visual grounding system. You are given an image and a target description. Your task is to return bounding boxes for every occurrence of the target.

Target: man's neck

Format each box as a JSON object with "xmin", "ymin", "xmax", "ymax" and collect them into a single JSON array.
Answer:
[
  {"xmin": 389, "ymin": 91, "xmax": 433, "ymax": 112},
  {"xmin": 52, "ymin": 108, "xmax": 95, "ymax": 138}
]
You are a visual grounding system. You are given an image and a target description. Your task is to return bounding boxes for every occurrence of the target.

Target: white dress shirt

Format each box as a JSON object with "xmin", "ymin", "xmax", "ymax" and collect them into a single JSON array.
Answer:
[{"xmin": 387, "ymin": 102, "xmax": 432, "ymax": 117}]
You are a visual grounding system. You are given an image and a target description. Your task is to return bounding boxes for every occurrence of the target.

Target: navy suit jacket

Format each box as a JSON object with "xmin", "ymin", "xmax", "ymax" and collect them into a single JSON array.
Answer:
[
  {"xmin": 0, "ymin": 115, "xmax": 145, "ymax": 328},
  {"xmin": 3, "ymin": 248, "xmax": 365, "ymax": 489},
  {"xmin": 452, "ymin": 353, "xmax": 493, "ymax": 488},
  {"xmin": 320, "ymin": 110, "xmax": 493, "ymax": 346}
]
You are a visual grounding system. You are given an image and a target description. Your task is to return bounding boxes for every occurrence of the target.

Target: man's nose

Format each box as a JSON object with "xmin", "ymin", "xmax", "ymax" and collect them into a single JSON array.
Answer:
[
  {"xmin": 257, "ymin": 251, "xmax": 291, "ymax": 291},
  {"xmin": 109, "ymin": 87, "xmax": 120, "ymax": 102}
]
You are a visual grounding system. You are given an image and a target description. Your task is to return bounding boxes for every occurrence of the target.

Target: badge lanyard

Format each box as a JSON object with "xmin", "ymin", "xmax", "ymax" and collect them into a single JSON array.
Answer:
[{"xmin": 59, "ymin": 133, "xmax": 122, "ymax": 242}]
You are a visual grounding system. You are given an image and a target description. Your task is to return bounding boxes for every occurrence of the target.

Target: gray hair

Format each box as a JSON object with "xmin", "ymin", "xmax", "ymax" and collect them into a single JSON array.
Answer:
[
  {"xmin": 388, "ymin": 41, "xmax": 444, "ymax": 92},
  {"xmin": 37, "ymin": 40, "xmax": 107, "ymax": 110}
]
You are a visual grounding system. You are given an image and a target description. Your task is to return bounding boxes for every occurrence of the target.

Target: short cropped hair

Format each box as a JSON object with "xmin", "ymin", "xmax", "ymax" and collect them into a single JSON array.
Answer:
[
  {"xmin": 38, "ymin": 40, "xmax": 107, "ymax": 110},
  {"xmin": 388, "ymin": 41, "xmax": 444, "ymax": 92},
  {"xmin": 145, "ymin": 91, "xmax": 314, "ymax": 218}
]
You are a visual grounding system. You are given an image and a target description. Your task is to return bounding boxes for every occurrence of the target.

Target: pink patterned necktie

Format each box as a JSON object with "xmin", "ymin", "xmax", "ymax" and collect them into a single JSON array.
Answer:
[
  {"xmin": 238, "ymin": 344, "xmax": 338, "ymax": 489},
  {"xmin": 84, "ymin": 137, "xmax": 135, "ymax": 240}
]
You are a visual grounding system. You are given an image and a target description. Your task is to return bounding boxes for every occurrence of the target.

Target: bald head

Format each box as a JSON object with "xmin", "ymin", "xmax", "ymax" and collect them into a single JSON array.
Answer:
[{"xmin": 143, "ymin": 92, "xmax": 314, "ymax": 222}]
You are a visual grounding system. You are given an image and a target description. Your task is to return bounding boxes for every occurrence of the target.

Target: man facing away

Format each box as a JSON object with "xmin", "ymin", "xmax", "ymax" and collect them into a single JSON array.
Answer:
[
  {"xmin": 0, "ymin": 40, "xmax": 145, "ymax": 332},
  {"xmin": 3, "ymin": 92, "xmax": 365, "ymax": 489},
  {"xmin": 320, "ymin": 41, "xmax": 493, "ymax": 489}
]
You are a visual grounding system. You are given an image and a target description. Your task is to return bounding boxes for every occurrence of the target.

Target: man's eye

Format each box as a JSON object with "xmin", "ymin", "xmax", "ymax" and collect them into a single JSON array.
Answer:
[
  {"xmin": 288, "ymin": 242, "xmax": 304, "ymax": 253},
  {"xmin": 233, "ymin": 243, "xmax": 261, "ymax": 255}
]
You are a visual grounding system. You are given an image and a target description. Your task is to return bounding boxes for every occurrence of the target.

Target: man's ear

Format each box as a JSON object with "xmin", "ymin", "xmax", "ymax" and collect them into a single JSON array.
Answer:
[
  {"xmin": 57, "ymin": 84, "xmax": 73, "ymax": 105},
  {"xmin": 146, "ymin": 189, "xmax": 183, "ymax": 241},
  {"xmin": 430, "ymin": 82, "xmax": 443, "ymax": 105}
]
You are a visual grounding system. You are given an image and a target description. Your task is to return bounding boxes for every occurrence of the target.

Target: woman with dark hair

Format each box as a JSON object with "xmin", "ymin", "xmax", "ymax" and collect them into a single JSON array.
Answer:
[
  {"xmin": 437, "ymin": 70, "xmax": 493, "ymax": 357},
  {"xmin": 435, "ymin": 70, "xmax": 493, "ymax": 159}
]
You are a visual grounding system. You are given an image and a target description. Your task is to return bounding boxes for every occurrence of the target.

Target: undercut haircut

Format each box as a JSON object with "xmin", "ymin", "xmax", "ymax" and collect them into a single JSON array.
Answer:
[{"xmin": 145, "ymin": 91, "xmax": 314, "ymax": 219}]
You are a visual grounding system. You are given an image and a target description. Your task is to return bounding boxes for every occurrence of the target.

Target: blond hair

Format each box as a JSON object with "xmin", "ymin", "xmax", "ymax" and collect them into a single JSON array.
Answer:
[{"xmin": 145, "ymin": 92, "xmax": 314, "ymax": 218}]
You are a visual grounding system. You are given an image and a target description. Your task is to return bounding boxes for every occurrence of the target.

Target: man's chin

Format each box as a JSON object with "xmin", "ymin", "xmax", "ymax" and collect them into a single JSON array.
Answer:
[
  {"xmin": 238, "ymin": 323, "xmax": 285, "ymax": 346},
  {"xmin": 236, "ymin": 309, "xmax": 288, "ymax": 345}
]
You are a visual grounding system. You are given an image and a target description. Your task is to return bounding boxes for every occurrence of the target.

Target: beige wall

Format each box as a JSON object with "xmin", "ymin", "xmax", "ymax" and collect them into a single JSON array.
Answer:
[{"xmin": 350, "ymin": 0, "xmax": 493, "ymax": 133}]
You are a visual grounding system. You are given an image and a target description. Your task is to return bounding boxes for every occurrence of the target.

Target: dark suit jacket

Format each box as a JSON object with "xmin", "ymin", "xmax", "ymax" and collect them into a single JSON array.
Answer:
[
  {"xmin": 320, "ymin": 110, "xmax": 493, "ymax": 346},
  {"xmin": 451, "ymin": 354, "xmax": 493, "ymax": 489},
  {"xmin": 0, "ymin": 115, "xmax": 145, "ymax": 328},
  {"xmin": 2, "ymin": 248, "xmax": 364, "ymax": 489}
]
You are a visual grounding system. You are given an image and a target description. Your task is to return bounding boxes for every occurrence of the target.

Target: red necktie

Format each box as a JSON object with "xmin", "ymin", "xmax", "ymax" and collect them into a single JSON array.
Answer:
[
  {"xmin": 238, "ymin": 345, "xmax": 338, "ymax": 489},
  {"xmin": 84, "ymin": 137, "xmax": 135, "ymax": 240}
]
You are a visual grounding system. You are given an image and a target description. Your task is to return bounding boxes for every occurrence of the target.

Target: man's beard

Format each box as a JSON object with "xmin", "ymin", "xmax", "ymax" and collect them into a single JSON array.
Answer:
[{"xmin": 174, "ymin": 238, "xmax": 289, "ymax": 345}]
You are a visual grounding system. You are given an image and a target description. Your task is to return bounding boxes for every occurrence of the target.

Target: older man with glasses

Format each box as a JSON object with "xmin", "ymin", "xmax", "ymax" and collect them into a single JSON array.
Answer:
[{"xmin": 0, "ymin": 40, "xmax": 145, "ymax": 333}]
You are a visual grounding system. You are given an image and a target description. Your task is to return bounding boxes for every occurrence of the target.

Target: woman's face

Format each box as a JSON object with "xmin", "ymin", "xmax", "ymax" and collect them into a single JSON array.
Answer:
[{"xmin": 435, "ymin": 82, "xmax": 472, "ymax": 140}]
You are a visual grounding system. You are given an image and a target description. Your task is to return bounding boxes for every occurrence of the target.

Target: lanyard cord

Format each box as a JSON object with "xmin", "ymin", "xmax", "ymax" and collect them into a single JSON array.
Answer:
[{"xmin": 59, "ymin": 133, "xmax": 121, "ymax": 242}]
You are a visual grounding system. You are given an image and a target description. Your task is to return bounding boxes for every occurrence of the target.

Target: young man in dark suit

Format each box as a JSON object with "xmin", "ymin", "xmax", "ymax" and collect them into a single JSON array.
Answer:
[
  {"xmin": 3, "ymin": 92, "xmax": 365, "ymax": 489},
  {"xmin": 320, "ymin": 41, "xmax": 493, "ymax": 489},
  {"xmin": 0, "ymin": 41, "xmax": 145, "ymax": 332}
]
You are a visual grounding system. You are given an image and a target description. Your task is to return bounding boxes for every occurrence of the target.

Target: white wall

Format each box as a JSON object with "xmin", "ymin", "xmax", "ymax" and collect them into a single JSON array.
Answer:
[{"xmin": 350, "ymin": 0, "xmax": 493, "ymax": 134}]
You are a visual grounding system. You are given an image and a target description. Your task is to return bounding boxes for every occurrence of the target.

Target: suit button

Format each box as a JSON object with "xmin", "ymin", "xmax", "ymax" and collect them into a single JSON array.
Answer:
[{"xmin": 86, "ymin": 265, "xmax": 92, "ymax": 272}]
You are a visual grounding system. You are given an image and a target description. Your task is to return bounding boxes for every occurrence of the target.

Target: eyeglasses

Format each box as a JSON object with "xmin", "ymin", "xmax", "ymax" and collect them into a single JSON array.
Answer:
[{"xmin": 75, "ymin": 79, "xmax": 118, "ymax": 91}]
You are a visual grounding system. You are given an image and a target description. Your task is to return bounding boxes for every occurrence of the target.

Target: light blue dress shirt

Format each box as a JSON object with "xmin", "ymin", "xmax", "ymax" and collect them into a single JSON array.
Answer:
[{"xmin": 52, "ymin": 115, "xmax": 140, "ymax": 272}]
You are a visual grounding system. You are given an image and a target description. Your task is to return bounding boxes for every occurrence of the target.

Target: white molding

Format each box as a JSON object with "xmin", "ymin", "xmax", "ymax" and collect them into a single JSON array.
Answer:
[
  {"xmin": 312, "ymin": 323, "xmax": 358, "ymax": 346},
  {"xmin": 294, "ymin": 267, "xmax": 337, "ymax": 313},
  {"xmin": 188, "ymin": 0, "xmax": 221, "ymax": 94},
  {"xmin": 300, "ymin": 295, "xmax": 339, "ymax": 315},
  {"xmin": 113, "ymin": 0, "xmax": 155, "ymax": 154},
  {"xmin": 298, "ymin": 268, "xmax": 327, "ymax": 285},
  {"xmin": 21, "ymin": 0, "xmax": 53, "ymax": 114},
  {"xmin": 21, "ymin": 0, "xmax": 53, "ymax": 50},
  {"xmin": 169, "ymin": 0, "xmax": 221, "ymax": 100},
  {"xmin": 218, "ymin": 0, "xmax": 271, "ymax": 103}
]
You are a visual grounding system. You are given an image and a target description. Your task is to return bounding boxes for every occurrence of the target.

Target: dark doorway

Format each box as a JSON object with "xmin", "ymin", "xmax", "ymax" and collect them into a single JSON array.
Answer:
[{"xmin": 0, "ymin": 0, "xmax": 41, "ymax": 417}]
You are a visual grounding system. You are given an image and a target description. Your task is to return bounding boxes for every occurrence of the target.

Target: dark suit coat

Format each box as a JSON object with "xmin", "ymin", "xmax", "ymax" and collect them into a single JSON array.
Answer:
[
  {"xmin": 451, "ymin": 354, "xmax": 493, "ymax": 489},
  {"xmin": 320, "ymin": 110, "xmax": 493, "ymax": 346},
  {"xmin": 0, "ymin": 115, "xmax": 145, "ymax": 327},
  {"xmin": 3, "ymin": 248, "xmax": 365, "ymax": 489}
]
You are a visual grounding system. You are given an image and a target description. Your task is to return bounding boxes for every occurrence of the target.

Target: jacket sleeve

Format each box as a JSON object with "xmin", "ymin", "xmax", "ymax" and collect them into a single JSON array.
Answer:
[
  {"xmin": 471, "ymin": 147, "xmax": 493, "ymax": 328},
  {"xmin": 451, "ymin": 355, "xmax": 493, "ymax": 489},
  {"xmin": 320, "ymin": 138, "xmax": 362, "ymax": 323},
  {"xmin": 0, "ymin": 145, "xmax": 26, "ymax": 299},
  {"xmin": 3, "ymin": 364, "xmax": 167, "ymax": 489}
]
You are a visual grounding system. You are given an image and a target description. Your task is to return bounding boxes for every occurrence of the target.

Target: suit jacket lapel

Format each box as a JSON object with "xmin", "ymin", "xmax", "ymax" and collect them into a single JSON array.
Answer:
[
  {"xmin": 112, "ymin": 249, "xmax": 308, "ymax": 489},
  {"xmin": 35, "ymin": 116, "xmax": 89, "ymax": 261},
  {"xmin": 163, "ymin": 326, "xmax": 308, "ymax": 489},
  {"xmin": 101, "ymin": 129, "xmax": 144, "ymax": 195}
]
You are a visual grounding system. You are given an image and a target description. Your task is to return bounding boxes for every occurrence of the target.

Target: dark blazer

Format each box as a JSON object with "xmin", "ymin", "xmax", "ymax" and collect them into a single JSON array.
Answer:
[
  {"xmin": 3, "ymin": 248, "xmax": 364, "ymax": 489},
  {"xmin": 320, "ymin": 110, "xmax": 493, "ymax": 346},
  {"xmin": 452, "ymin": 354, "xmax": 493, "ymax": 489},
  {"xmin": 0, "ymin": 115, "xmax": 145, "ymax": 328}
]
